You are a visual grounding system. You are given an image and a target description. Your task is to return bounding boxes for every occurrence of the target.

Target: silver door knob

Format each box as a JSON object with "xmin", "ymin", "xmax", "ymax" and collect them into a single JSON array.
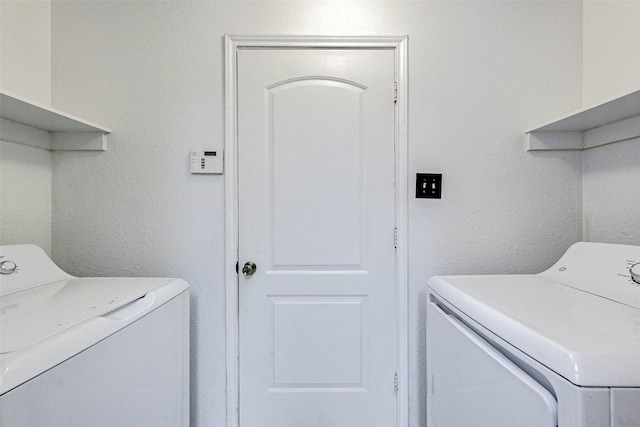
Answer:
[{"xmin": 242, "ymin": 261, "xmax": 257, "ymax": 276}]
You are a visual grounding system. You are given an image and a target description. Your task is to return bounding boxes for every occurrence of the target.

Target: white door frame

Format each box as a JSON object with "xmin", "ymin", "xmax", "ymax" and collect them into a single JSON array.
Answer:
[{"xmin": 224, "ymin": 34, "xmax": 409, "ymax": 427}]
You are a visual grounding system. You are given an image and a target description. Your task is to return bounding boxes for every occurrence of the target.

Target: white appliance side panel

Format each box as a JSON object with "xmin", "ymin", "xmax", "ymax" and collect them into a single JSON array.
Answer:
[
  {"xmin": 0, "ymin": 290, "xmax": 189, "ymax": 427},
  {"xmin": 611, "ymin": 389, "xmax": 640, "ymax": 427},
  {"xmin": 427, "ymin": 296, "xmax": 557, "ymax": 427}
]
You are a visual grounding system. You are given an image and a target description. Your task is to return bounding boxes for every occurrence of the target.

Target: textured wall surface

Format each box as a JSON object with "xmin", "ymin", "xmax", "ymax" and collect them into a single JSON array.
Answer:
[
  {"xmin": 49, "ymin": 2, "xmax": 584, "ymax": 426},
  {"xmin": 0, "ymin": 140, "xmax": 52, "ymax": 253},
  {"xmin": 583, "ymin": 0, "xmax": 640, "ymax": 106},
  {"xmin": 582, "ymin": 1, "xmax": 640, "ymax": 247},
  {"xmin": 0, "ymin": 0, "xmax": 51, "ymax": 104},
  {"xmin": 0, "ymin": 0, "xmax": 52, "ymax": 253},
  {"xmin": 583, "ymin": 139, "xmax": 640, "ymax": 245}
]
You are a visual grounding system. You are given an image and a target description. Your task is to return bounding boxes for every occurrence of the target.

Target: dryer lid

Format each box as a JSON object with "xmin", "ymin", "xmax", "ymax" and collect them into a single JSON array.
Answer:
[{"xmin": 427, "ymin": 242, "xmax": 640, "ymax": 388}]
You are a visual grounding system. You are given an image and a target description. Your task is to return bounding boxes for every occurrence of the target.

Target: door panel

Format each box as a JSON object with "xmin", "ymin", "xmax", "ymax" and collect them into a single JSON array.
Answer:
[
  {"xmin": 238, "ymin": 48, "xmax": 396, "ymax": 427},
  {"xmin": 270, "ymin": 79, "xmax": 365, "ymax": 269},
  {"xmin": 270, "ymin": 296, "xmax": 366, "ymax": 388}
]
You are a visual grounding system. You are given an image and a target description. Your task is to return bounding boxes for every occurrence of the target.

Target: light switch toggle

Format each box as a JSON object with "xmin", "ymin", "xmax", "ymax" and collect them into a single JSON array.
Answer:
[{"xmin": 416, "ymin": 173, "xmax": 442, "ymax": 199}]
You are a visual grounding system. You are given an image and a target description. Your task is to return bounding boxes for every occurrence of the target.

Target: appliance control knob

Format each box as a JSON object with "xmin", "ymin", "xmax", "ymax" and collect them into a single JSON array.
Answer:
[
  {"xmin": 0, "ymin": 260, "xmax": 17, "ymax": 275},
  {"xmin": 631, "ymin": 262, "xmax": 640, "ymax": 285}
]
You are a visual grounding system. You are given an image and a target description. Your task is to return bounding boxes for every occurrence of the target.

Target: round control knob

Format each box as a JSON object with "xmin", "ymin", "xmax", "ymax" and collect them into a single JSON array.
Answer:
[
  {"xmin": 0, "ymin": 260, "xmax": 17, "ymax": 275},
  {"xmin": 631, "ymin": 262, "xmax": 640, "ymax": 285}
]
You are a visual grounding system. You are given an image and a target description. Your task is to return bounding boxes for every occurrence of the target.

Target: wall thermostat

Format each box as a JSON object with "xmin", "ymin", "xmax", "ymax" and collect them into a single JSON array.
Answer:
[{"xmin": 191, "ymin": 150, "xmax": 223, "ymax": 174}]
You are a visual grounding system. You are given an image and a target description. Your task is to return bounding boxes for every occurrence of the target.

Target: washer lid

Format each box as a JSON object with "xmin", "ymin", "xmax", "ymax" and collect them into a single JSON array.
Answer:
[
  {"xmin": 0, "ymin": 277, "xmax": 171, "ymax": 354},
  {"xmin": 428, "ymin": 272, "xmax": 640, "ymax": 387}
]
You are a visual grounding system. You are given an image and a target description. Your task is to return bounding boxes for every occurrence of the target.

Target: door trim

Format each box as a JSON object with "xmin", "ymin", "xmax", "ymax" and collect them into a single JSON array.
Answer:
[{"xmin": 224, "ymin": 34, "xmax": 408, "ymax": 427}]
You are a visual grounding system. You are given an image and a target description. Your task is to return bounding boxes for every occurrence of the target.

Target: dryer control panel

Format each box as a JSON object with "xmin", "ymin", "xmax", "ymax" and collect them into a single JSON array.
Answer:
[{"xmin": 540, "ymin": 242, "xmax": 640, "ymax": 309}]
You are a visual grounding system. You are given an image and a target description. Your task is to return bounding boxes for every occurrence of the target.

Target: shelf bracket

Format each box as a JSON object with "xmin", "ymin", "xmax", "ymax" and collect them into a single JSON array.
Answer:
[
  {"xmin": 526, "ymin": 114, "xmax": 640, "ymax": 151},
  {"xmin": 524, "ymin": 89, "xmax": 640, "ymax": 151},
  {"xmin": 525, "ymin": 131, "xmax": 582, "ymax": 151},
  {"xmin": 51, "ymin": 132, "xmax": 107, "ymax": 151},
  {"xmin": 1, "ymin": 90, "xmax": 110, "ymax": 151},
  {"xmin": 582, "ymin": 114, "xmax": 640, "ymax": 149}
]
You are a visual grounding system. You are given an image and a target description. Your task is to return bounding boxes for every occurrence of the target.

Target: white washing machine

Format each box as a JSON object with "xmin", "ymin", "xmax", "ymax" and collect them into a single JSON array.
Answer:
[
  {"xmin": 0, "ymin": 244, "xmax": 190, "ymax": 426},
  {"xmin": 426, "ymin": 242, "xmax": 640, "ymax": 427}
]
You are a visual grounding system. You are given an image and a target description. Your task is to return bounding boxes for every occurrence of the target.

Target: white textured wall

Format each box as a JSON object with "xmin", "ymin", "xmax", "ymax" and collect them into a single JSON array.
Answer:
[
  {"xmin": 0, "ymin": 0, "xmax": 51, "ymax": 104},
  {"xmin": 583, "ymin": 0, "xmax": 640, "ymax": 106},
  {"xmin": 0, "ymin": 0, "xmax": 52, "ymax": 254},
  {"xmin": 50, "ymin": 2, "xmax": 583, "ymax": 426},
  {"xmin": 583, "ymin": 139, "xmax": 640, "ymax": 244},
  {"xmin": 0, "ymin": 140, "xmax": 52, "ymax": 252},
  {"xmin": 583, "ymin": 1, "xmax": 640, "ymax": 245}
]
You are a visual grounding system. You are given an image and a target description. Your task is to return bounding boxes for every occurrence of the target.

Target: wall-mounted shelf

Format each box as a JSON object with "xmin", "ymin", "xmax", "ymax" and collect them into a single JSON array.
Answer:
[
  {"xmin": 525, "ymin": 89, "xmax": 640, "ymax": 151},
  {"xmin": 0, "ymin": 90, "xmax": 110, "ymax": 151}
]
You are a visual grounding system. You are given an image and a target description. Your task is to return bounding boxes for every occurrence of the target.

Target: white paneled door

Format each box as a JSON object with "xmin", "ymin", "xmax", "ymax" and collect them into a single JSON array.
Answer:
[{"xmin": 237, "ymin": 47, "xmax": 398, "ymax": 426}]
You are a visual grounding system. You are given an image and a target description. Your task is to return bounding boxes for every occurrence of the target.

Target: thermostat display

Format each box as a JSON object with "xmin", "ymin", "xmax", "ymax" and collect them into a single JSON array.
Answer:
[{"xmin": 191, "ymin": 150, "xmax": 223, "ymax": 174}]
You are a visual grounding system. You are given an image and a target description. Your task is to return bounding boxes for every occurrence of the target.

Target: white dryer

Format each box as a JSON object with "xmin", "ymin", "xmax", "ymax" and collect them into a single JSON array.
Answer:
[
  {"xmin": 0, "ymin": 244, "xmax": 190, "ymax": 426},
  {"xmin": 426, "ymin": 242, "xmax": 640, "ymax": 427}
]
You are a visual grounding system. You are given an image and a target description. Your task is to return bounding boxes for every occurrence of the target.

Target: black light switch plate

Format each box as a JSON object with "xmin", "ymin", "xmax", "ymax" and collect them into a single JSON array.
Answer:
[{"xmin": 416, "ymin": 173, "xmax": 442, "ymax": 199}]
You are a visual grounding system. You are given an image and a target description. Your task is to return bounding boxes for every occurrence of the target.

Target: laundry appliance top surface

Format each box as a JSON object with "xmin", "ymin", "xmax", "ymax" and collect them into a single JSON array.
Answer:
[
  {"xmin": 0, "ymin": 244, "xmax": 189, "ymax": 395},
  {"xmin": 1, "ymin": 276, "xmax": 174, "ymax": 354},
  {"xmin": 427, "ymin": 242, "xmax": 640, "ymax": 387}
]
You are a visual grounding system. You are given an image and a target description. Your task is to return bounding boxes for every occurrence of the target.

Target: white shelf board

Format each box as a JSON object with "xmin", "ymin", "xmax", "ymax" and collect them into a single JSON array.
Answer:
[
  {"xmin": 0, "ymin": 90, "xmax": 110, "ymax": 151},
  {"xmin": 1, "ymin": 90, "xmax": 110, "ymax": 133},
  {"xmin": 525, "ymin": 89, "xmax": 640, "ymax": 151}
]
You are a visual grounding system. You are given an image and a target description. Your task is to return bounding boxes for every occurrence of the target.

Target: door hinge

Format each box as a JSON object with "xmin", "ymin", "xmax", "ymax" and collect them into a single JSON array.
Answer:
[
  {"xmin": 393, "ymin": 82, "xmax": 397, "ymax": 103},
  {"xmin": 236, "ymin": 261, "xmax": 239, "ymax": 274},
  {"xmin": 394, "ymin": 227, "xmax": 398, "ymax": 249},
  {"xmin": 394, "ymin": 372, "xmax": 398, "ymax": 395}
]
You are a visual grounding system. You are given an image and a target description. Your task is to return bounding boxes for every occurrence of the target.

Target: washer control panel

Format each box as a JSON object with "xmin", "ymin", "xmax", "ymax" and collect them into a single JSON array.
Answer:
[{"xmin": 0, "ymin": 244, "xmax": 72, "ymax": 297}]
